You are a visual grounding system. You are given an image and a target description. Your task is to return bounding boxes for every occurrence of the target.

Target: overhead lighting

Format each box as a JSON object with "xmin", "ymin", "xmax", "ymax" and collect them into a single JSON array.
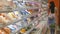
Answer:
[{"xmin": 7, "ymin": 0, "xmax": 12, "ymax": 1}]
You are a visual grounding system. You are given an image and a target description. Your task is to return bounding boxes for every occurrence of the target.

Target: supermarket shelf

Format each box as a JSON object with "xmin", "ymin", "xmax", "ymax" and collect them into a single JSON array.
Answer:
[
  {"xmin": 24, "ymin": 17, "xmax": 48, "ymax": 34},
  {"xmin": 0, "ymin": 9, "xmax": 39, "ymax": 28},
  {"xmin": 0, "ymin": 7, "xmax": 13, "ymax": 13},
  {"xmin": 25, "ymin": 20, "xmax": 48, "ymax": 34},
  {"xmin": 37, "ymin": 22, "xmax": 47, "ymax": 34},
  {"xmin": 33, "ymin": 28, "xmax": 42, "ymax": 34},
  {"xmin": 13, "ymin": 0, "xmax": 41, "ymax": 3},
  {"xmin": 0, "ymin": 0, "xmax": 48, "ymax": 34},
  {"xmin": 13, "ymin": 1, "xmax": 41, "ymax": 9},
  {"xmin": 18, "ymin": 6, "xmax": 40, "ymax": 9},
  {"xmin": 26, "ymin": 12, "xmax": 39, "ymax": 18},
  {"xmin": 11, "ymin": 17, "xmax": 38, "ymax": 34},
  {"xmin": 0, "ymin": 19, "xmax": 22, "ymax": 28},
  {"xmin": 24, "ymin": 26, "xmax": 35, "ymax": 34},
  {"xmin": 23, "ymin": 17, "xmax": 40, "ymax": 34},
  {"xmin": 22, "ymin": 0, "xmax": 41, "ymax": 3}
]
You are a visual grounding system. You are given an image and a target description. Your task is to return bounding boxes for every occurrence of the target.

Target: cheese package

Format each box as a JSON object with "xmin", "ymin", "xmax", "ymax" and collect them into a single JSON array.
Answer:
[
  {"xmin": 7, "ymin": 12, "xmax": 17, "ymax": 21},
  {"xmin": 13, "ymin": 11, "xmax": 22, "ymax": 19}
]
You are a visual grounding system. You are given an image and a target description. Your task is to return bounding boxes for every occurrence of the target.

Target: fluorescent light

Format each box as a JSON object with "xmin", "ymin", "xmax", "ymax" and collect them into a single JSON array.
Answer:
[{"xmin": 7, "ymin": 0, "xmax": 12, "ymax": 1}]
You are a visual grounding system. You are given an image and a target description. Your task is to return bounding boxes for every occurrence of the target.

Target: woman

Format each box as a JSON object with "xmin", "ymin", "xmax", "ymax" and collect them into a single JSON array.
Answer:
[
  {"xmin": 48, "ymin": 1, "xmax": 58, "ymax": 34},
  {"xmin": 48, "ymin": 1, "xmax": 57, "ymax": 25}
]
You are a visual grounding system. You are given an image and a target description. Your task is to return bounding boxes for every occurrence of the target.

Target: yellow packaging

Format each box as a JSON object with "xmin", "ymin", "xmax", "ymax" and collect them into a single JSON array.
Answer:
[{"xmin": 20, "ymin": 29, "xmax": 26, "ymax": 33}]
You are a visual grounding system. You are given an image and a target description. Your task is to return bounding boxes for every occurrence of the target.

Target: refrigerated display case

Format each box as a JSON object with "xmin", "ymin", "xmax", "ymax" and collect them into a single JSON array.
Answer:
[{"xmin": 0, "ymin": 0, "xmax": 48, "ymax": 34}]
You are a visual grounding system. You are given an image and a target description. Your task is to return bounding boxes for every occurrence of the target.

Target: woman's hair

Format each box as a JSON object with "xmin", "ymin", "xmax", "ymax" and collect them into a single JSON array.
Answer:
[
  {"xmin": 50, "ymin": 1, "xmax": 55, "ymax": 9},
  {"xmin": 49, "ymin": 1, "xmax": 55, "ymax": 13}
]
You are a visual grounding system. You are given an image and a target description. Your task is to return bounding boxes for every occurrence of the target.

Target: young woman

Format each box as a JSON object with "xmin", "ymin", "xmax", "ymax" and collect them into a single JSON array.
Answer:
[
  {"xmin": 48, "ymin": 1, "xmax": 58, "ymax": 34},
  {"xmin": 48, "ymin": 1, "xmax": 57, "ymax": 25}
]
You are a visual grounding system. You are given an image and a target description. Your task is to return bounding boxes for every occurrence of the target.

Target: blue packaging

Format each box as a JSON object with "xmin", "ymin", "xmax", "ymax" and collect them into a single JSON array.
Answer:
[
  {"xmin": 20, "ymin": 10, "xmax": 30, "ymax": 15},
  {"xmin": 8, "ymin": 25, "xmax": 16, "ymax": 32}
]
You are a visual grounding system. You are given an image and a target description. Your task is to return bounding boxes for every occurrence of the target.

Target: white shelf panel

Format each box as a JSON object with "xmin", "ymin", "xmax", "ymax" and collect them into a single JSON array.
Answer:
[
  {"xmin": 20, "ymin": 6, "xmax": 40, "ymax": 9},
  {"xmin": 22, "ymin": 0, "xmax": 41, "ymax": 2},
  {"xmin": 0, "ymin": 19, "xmax": 22, "ymax": 28},
  {"xmin": 0, "ymin": 7, "xmax": 13, "ymax": 13},
  {"xmin": 0, "ymin": 10, "xmax": 13, "ymax": 13}
]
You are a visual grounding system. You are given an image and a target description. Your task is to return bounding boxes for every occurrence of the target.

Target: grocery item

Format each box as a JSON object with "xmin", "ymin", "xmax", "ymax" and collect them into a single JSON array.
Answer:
[
  {"xmin": 9, "ymin": 12, "xmax": 17, "ymax": 18},
  {"xmin": 19, "ymin": 2, "xmax": 39, "ymax": 8},
  {"xmin": 13, "ymin": 24, "xmax": 19, "ymax": 30},
  {"xmin": 30, "ymin": 16, "xmax": 34, "ymax": 20},
  {"xmin": 7, "ymin": 12, "xmax": 18, "ymax": 21},
  {"xmin": 20, "ymin": 10, "xmax": 30, "ymax": 15},
  {"xmin": 15, "ymin": 22, "xmax": 23, "ymax": 27},
  {"xmin": 0, "ymin": 29, "xmax": 8, "ymax": 34},
  {"xmin": 20, "ymin": 28, "xmax": 26, "ymax": 33},
  {"xmin": 25, "ymin": 2, "xmax": 39, "ymax": 7},
  {"xmin": 0, "ymin": 29, "xmax": 6, "ymax": 34},
  {"xmin": 13, "ymin": 11, "xmax": 19, "ymax": 16},
  {"xmin": 0, "ymin": 16, "xmax": 8, "ymax": 24},
  {"xmin": 0, "ymin": 0, "xmax": 14, "ymax": 10},
  {"xmin": 3, "ymin": 27, "xmax": 11, "ymax": 34},
  {"xmin": 27, "ymin": 9, "xmax": 33, "ymax": 14},
  {"xmin": 0, "ymin": 2, "xmax": 4, "ymax": 10},
  {"xmin": 0, "ymin": 13, "xmax": 12, "ymax": 25},
  {"xmin": 26, "ymin": 26, "xmax": 31, "ymax": 31},
  {"xmin": 13, "ymin": 11, "xmax": 22, "ymax": 19},
  {"xmin": 29, "ymin": 29, "xmax": 37, "ymax": 34},
  {"xmin": 42, "ymin": 1, "xmax": 47, "ymax": 4},
  {"xmin": 27, "ymin": 18, "xmax": 31, "ymax": 24},
  {"xmin": 25, "ymin": 2, "xmax": 32, "ymax": 7},
  {"xmin": 7, "ymin": 25, "xmax": 16, "ymax": 32}
]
